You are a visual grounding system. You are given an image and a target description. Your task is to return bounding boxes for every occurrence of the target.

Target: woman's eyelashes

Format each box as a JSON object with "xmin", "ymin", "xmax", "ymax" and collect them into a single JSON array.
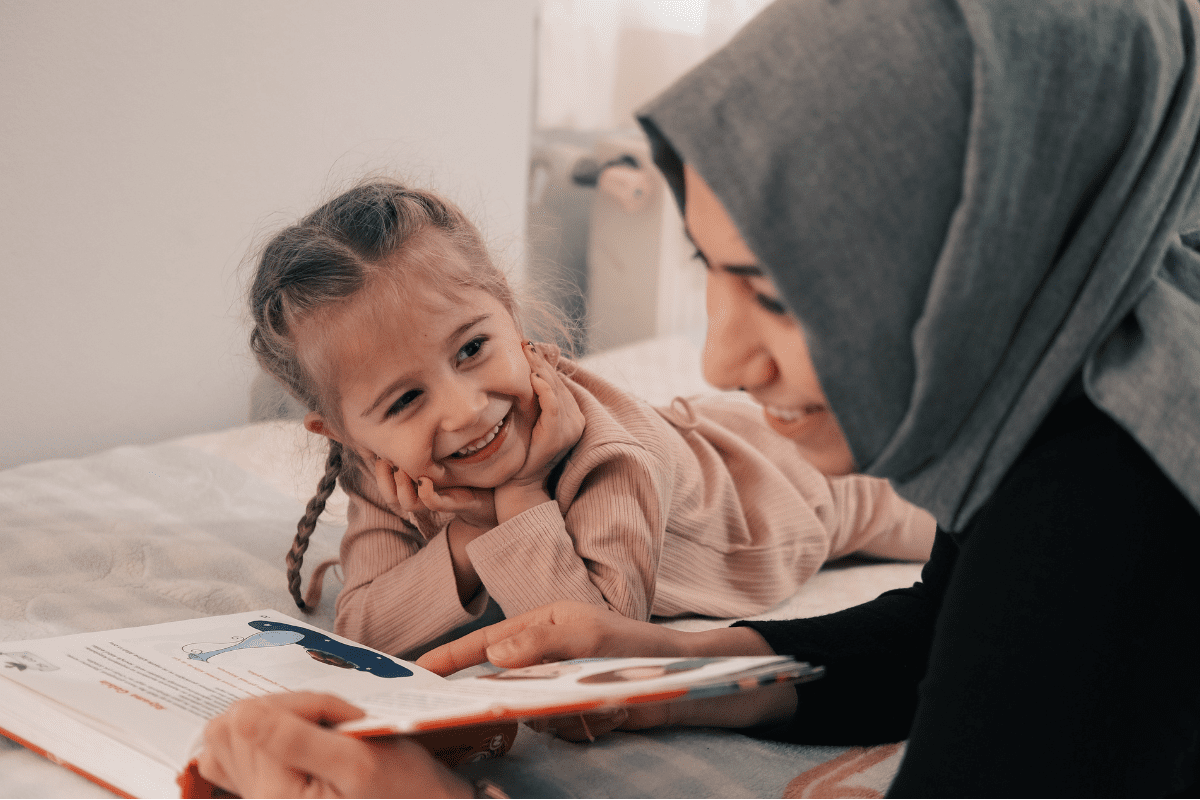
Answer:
[
  {"xmin": 719, "ymin": 263, "xmax": 791, "ymax": 317},
  {"xmin": 754, "ymin": 293, "xmax": 789, "ymax": 316}
]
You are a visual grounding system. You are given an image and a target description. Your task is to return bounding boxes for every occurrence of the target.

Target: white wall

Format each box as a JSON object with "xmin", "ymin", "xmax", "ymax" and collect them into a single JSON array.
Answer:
[{"xmin": 0, "ymin": 0, "xmax": 535, "ymax": 469}]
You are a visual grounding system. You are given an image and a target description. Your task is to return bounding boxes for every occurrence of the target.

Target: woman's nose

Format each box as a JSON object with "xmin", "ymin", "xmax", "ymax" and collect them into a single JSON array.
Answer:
[{"xmin": 702, "ymin": 279, "xmax": 775, "ymax": 391}]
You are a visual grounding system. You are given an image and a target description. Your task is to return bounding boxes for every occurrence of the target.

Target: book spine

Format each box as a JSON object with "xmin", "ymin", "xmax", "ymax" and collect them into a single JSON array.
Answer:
[{"xmin": 0, "ymin": 726, "xmax": 136, "ymax": 799}]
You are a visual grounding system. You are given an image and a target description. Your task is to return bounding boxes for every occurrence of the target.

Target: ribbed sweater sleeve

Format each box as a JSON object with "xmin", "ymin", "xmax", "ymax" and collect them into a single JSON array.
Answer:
[
  {"xmin": 466, "ymin": 444, "xmax": 666, "ymax": 620},
  {"xmin": 466, "ymin": 501, "xmax": 609, "ymax": 613},
  {"xmin": 823, "ymin": 472, "xmax": 938, "ymax": 562},
  {"xmin": 736, "ymin": 528, "xmax": 956, "ymax": 744},
  {"xmin": 335, "ymin": 486, "xmax": 488, "ymax": 656}
]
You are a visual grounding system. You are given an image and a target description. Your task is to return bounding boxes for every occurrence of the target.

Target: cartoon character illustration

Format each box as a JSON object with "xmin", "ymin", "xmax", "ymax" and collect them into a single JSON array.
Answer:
[
  {"xmin": 183, "ymin": 619, "xmax": 412, "ymax": 678},
  {"xmin": 576, "ymin": 658, "xmax": 719, "ymax": 685},
  {"xmin": 479, "ymin": 662, "xmax": 584, "ymax": 681},
  {"xmin": 0, "ymin": 651, "xmax": 58, "ymax": 672}
]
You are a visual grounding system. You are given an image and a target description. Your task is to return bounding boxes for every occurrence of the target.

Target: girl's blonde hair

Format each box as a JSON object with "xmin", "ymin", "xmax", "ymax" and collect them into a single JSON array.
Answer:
[{"xmin": 249, "ymin": 179, "xmax": 519, "ymax": 611}]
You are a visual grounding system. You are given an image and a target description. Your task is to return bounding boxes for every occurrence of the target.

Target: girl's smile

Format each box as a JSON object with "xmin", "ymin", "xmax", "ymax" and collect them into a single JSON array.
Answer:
[{"xmin": 442, "ymin": 406, "xmax": 512, "ymax": 463}]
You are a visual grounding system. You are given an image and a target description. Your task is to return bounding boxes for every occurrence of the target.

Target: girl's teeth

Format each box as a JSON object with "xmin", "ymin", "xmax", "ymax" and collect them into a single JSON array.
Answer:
[{"xmin": 454, "ymin": 418, "xmax": 504, "ymax": 457}]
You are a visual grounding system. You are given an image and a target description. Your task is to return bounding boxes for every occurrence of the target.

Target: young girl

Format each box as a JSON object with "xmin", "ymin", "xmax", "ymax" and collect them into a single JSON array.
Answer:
[{"xmin": 249, "ymin": 179, "xmax": 935, "ymax": 657}]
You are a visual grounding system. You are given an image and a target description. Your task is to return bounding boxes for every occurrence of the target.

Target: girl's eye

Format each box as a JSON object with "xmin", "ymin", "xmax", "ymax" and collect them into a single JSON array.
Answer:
[
  {"xmin": 385, "ymin": 389, "xmax": 422, "ymax": 418},
  {"xmin": 690, "ymin": 247, "xmax": 710, "ymax": 269},
  {"xmin": 457, "ymin": 336, "xmax": 487, "ymax": 363}
]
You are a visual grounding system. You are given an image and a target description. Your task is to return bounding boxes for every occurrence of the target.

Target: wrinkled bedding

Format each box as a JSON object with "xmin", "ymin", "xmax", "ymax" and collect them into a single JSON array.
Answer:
[{"xmin": 0, "ymin": 333, "xmax": 919, "ymax": 798}]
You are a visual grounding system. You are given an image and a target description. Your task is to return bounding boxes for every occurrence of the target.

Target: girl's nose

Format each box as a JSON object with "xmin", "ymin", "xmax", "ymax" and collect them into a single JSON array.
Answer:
[
  {"xmin": 702, "ymin": 279, "xmax": 776, "ymax": 391},
  {"xmin": 440, "ymin": 377, "xmax": 488, "ymax": 431}
]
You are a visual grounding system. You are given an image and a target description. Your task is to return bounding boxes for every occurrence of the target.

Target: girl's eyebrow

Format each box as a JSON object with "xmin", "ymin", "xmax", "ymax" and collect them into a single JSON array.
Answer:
[{"xmin": 361, "ymin": 314, "xmax": 490, "ymax": 417}]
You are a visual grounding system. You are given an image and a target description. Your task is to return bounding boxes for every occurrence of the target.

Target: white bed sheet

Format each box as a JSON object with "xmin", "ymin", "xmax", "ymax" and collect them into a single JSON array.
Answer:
[{"xmin": 0, "ymin": 333, "xmax": 920, "ymax": 798}]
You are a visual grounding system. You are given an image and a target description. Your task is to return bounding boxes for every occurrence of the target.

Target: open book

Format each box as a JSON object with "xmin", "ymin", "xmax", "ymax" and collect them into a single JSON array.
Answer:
[{"xmin": 0, "ymin": 609, "xmax": 821, "ymax": 798}]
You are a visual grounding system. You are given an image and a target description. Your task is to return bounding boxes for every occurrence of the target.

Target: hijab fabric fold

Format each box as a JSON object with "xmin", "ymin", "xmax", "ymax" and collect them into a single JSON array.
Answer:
[{"xmin": 639, "ymin": 0, "xmax": 1200, "ymax": 530}]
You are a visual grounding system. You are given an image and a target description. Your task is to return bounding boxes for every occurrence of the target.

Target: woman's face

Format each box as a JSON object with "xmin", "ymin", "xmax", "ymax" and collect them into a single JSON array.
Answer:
[{"xmin": 684, "ymin": 165, "xmax": 856, "ymax": 475}]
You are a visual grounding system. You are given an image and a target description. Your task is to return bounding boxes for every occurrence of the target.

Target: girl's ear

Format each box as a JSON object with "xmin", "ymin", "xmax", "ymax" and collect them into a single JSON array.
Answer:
[{"xmin": 303, "ymin": 412, "xmax": 341, "ymax": 443}]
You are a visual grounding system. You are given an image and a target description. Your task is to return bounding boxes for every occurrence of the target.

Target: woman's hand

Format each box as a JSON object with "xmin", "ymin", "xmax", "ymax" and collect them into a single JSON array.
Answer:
[
  {"xmin": 493, "ymin": 343, "xmax": 586, "ymax": 522},
  {"xmin": 197, "ymin": 692, "xmax": 473, "ymax": 798},
  {"xmin": 419, "ymin": 602, "xmax": 688, "ymax": 673},
  {"xmin": 417, "ymin": 601, "xmax": 796, "ymax": 740}
]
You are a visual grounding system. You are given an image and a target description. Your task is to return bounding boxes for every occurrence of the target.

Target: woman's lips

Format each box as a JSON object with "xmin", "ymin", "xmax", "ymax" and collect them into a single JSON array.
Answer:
[{"xmin": 760, "ymin": 403, "xmax": 827, "ymax": 439}]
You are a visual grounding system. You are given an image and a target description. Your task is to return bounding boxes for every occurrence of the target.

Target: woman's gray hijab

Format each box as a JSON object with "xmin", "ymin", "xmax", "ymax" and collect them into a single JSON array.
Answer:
[{"xmin": 639, "ymin": 0, "xmax": 1200, "ymax": 531}]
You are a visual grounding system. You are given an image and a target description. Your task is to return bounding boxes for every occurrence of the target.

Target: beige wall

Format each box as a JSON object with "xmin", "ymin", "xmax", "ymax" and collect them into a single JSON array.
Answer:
[{"xmin": 0, "ymin": 0, "xmax": 535, "ymax": 469}]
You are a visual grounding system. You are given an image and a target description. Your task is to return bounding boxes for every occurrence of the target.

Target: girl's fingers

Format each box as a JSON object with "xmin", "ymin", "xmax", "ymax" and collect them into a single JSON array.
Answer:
[
  {"xmin": 373, "ymin": 457, "xmax": 420, "ymax": 513},
  {"xmin": 517, "ymin": 345, "xmax": 584, "ymax": 481},
  {"xmin": 530, "ymin": 370, "xmax": 558, "ymax": 415},
  {"xmin": 417, "ymin": 479, "xmax": 497, "ymax": 526},
  {"xmin": 417, "ymin": 478, "xmax": 470, "ymax": 513},
  {"xmin": 372, "ymin": 456, "xmax": 400, "ymax": 506}
]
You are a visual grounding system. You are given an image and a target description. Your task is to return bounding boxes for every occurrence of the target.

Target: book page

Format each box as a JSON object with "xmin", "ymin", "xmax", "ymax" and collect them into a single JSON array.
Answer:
[
  {"xmin": 1, "ymin": 609, "xmax": 817, "ymax": 771},
  {"xmin": 0, "ymin": 610, "xmax": 448, "ymax": 768},
  {"xmin": 342, "ymin": 655, "xmax": 817, "ymax": 734}
]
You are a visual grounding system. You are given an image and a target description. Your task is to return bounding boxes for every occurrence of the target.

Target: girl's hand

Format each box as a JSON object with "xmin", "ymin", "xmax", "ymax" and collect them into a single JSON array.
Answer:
[
  {"xmin": 417, "ymin": 478, "xmax": 498, "ymax": 532},
  {"xmin": 197, "ymin": 692, "xmax": 473, "ymax": 798},
  {"xmin": 372, "ymin": 456, "xmax": 424, "ymax": 516},
  {"xmin": 372, "ymin": 451, "xmax": 499, "ymax": 607},
  {"xmin": 494, "ymin": 343, "xmax": 586, "ymax": 521},
  {"xmin": 416, "ymin": 601, "xmax": 796, "ymax": 741},
  {"xmin": 372, "ymin": 454, "xmax": 498, "ymax": 530},
  {"xmin": 514, "ymin": 343, "xmax": 586, "ymax": 487}
]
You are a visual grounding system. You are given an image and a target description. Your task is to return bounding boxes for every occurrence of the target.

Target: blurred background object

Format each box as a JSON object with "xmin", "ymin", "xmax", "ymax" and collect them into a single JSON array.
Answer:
[
  {"xmin": 0, "ymin": 0, "xmax": 537, "ymax": 469},
  {"xmin": 1, "ymin": 1, "xmax": 772, "ymax": 467},
  {"xmin": 526, "ymin": 0, "xmax": 771, "ymax": 355}
]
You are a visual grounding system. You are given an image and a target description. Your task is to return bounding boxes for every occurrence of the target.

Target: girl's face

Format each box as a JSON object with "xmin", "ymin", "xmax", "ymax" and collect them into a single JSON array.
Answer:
[
  {"xmin": 301, "ymin": 274, "xmax": 536, "ymax": 492},
  {"xmin": 683, "ymin": 165, "xmax": 856, "ymax": 475}
]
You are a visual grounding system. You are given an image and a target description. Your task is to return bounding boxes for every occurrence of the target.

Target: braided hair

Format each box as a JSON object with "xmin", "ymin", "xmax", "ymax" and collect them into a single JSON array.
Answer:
[{"xmin": 248, "ymin": 180, "xmax": 516, "ymax": 611}]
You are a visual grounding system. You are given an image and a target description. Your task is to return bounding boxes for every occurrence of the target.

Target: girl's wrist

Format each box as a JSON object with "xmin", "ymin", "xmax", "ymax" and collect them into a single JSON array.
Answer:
[
  {"xmin": 493, "ymin": 483, "xmax": 552, "ymax": 523},
  {"xmin": 446, "ymin": 518, "xmax": 486, "ymax": 605}
]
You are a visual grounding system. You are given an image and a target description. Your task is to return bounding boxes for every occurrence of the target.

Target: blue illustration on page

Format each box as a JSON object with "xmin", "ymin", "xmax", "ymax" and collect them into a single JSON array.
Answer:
[{"xmin": 183, "ymin": 619, "xmax": 412, "ymax": 678}]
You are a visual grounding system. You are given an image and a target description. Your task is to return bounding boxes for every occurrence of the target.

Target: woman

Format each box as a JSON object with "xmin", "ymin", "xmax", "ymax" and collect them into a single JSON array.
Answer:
[{"xmin": 198, "ymin": 0, "xmax": 1200, "ymax": 794}]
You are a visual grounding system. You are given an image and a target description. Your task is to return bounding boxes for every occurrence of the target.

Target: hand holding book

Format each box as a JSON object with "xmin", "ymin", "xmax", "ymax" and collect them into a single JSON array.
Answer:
[
  {"xmin": 198, "ymin": 692, "xmax": 476, "ymax": 799},
  {"xmin": 0, "ymin": 607, "xmax": 816, "ymax": 797},
  {"xmin": 417, "ymin": 600, "xmax": 801, "ymax": 741},
  {"xmin": 194, "ymin": 603, "xmax": 812, "ymax": 798}
]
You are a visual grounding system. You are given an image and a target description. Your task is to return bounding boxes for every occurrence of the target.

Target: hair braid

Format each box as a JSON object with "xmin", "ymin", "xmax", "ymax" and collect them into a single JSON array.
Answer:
[{"xmin": 287, "ymin": 440, "xmax": 344, "ymax": 611}]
